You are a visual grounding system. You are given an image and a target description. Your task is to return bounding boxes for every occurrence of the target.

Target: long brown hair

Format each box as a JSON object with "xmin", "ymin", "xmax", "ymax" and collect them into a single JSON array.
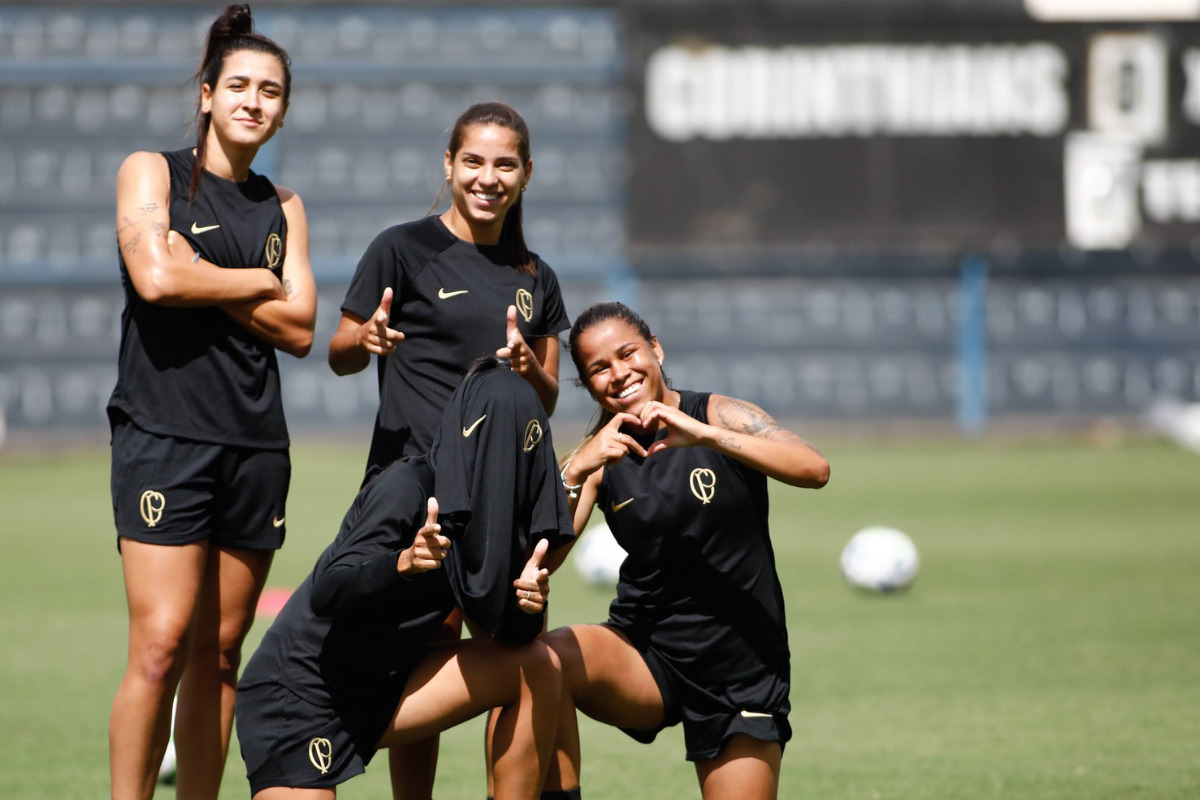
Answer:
[
  {"xmin": 189, "ymin": 4, "xmax": 292, "ymax": 202},
  {"xmin": 438, "ymin": 102, "xmax": 535, "ymax": 276}
]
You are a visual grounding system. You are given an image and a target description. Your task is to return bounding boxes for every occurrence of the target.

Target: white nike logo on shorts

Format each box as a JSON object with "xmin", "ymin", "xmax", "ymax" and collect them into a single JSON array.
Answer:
[{"xmin": 191, "ymin": 222, "xmax": 220, "ymax": 234}]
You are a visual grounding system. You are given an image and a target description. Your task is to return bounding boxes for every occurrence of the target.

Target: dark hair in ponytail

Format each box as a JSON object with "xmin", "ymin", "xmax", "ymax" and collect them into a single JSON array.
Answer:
[
  {"xmin": 565, "ymin": 301, "xmax": 669, "ymax": 445},
  {"xmin": 189, "ymin": 4, "xmax": 291, "ymax": 202},
  {"xmin": 442, "ymin": 102, "xmax": 535, "ymax": 276}
]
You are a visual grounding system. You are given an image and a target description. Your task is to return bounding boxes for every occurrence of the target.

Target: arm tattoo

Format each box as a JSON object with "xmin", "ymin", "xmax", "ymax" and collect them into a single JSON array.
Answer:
[
  {"xmin": 717, "ymin": 436, "xmax": 742, "ymax": 451},
  {"xmin": 139, "ymin": 203, "xmax": 159, "ymax": 214},
  {"xmin": 283, "ymin": 278, "xmax": 294, "ymax": 297},
  {"xmin": 715, "ymin": 396, "xmax": 799, "ymax": 442},
  {"xmin": 121, "ymin": 231, "xmax": 144, "ymax": 255}
]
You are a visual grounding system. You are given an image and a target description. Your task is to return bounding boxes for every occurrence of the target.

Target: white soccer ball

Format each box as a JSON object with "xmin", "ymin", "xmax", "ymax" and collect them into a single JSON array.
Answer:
[
  {"xmin": 840, "ymin": 526, "xmax": 919, "ymax": 593},
  {"xmin": 573, "ymin": 521, "xmax": 627, "ymax": 587}
]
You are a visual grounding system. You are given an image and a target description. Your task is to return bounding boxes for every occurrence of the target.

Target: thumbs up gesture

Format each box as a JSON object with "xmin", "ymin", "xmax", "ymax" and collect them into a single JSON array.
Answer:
[
  {"xmin": 358, "ymin": 287, "xmax": 405, "ymax": 356},
  {"xmin": 513, "ymin": 538, "xmax": 550, "ymax": 614},
  {"xmin": 398, "ymin": 497, "xmax": 451, "ymax": 575},
  {"xmin": 495, "ymin": 304, "xmax": 533, "ymax": 376}
]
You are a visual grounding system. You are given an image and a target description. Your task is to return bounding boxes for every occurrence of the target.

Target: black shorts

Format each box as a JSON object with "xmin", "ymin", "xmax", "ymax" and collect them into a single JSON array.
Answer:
[
  {"xmin": 604, "ymin": 622, "xmax": 792, "ymax": 763},
  {"xmin": 237, "ymin": 682, "xmax": 369, "ymax": 795},
  {"xmin": 110, "ymin": 412, "xmax": 289, "ymax": 550}
]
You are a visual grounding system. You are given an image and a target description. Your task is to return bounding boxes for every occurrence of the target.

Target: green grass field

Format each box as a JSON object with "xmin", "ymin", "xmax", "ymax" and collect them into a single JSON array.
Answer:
[{"xmin": 2, "ymin": 436, "xmax": 1198, "ymax": 799}]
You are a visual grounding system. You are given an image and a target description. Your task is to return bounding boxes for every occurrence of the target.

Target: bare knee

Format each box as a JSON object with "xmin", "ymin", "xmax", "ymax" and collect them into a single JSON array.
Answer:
[
  {"xmin": 519, "ymin": 638, "xmax": 562, "ymax": 696},
  {"xmin": 190, "ymin": 626, "xmax": 247, "ymax": 682},
  {"xmin": 130, "ymin": 625, "xmax": 188, "ymax": 685},
  {"xmin": 543, "ymin": 628, "xmax": 586, "ymax": 698}
]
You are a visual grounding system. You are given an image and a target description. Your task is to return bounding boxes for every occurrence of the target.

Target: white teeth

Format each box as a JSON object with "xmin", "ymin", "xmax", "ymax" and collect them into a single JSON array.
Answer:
[
  {"xmin": 475, "ymin": 192, "xmax": 499, "ymax": 200},
  {"xmin": 619, "ymin": 382, "xmax": 641, "ymax": 398}
]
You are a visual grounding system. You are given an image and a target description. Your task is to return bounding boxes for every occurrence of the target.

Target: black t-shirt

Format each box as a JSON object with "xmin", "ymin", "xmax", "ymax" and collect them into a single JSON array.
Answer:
[
  {"xmin": 238, "ymin": 457, "xmax": 455, "ymax": 756},
  {"xmin": 599, "ymin": 390, "xmax": 791, "ymax": 699},
  {"xmin": 107, "ymin": 148, "xmax": 289, "ymax": 448},
  {"xmin": 341, "ymin": 216, "xmax": 570, "ymax": 474}
]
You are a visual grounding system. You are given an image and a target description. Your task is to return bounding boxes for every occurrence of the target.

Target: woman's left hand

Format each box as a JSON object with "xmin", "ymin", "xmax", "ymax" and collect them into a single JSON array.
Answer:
[
  {"xmin": 495, "ymin": 305, "xmax": 535, "ymax": 376},
  {"xmin": 513, "ymin": 538, "xmax": 550, "ymax": 614},
  {"xmin": 640, "ymin": 400, "xmax": 709, "ymax": 456}
]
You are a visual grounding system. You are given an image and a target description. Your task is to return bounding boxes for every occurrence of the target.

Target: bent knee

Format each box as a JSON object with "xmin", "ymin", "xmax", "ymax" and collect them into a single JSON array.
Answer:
[
  {"xmin": 520, "ymin": 639, "xmax": 562, "ymax": 690},
  {"xmin": 543, "ymin": 628, "xmax": 589, "ymax": 693}
]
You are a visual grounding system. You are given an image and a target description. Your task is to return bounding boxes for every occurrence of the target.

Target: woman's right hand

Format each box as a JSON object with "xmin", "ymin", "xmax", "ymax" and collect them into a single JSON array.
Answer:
[
  {"xmin": 398, "ymin": 497, "xmax": 451, "ymax": 575},
  {"xmin": 563, "ymin": 412, "xmax": 648, "ymax": 486},
  {"xmin": 356, "ymin": 287, "xmax": 405, "ymax": 356},
  {"xmin": 165, "ymin": 230, "xmax": 286, "ymax": 301}
]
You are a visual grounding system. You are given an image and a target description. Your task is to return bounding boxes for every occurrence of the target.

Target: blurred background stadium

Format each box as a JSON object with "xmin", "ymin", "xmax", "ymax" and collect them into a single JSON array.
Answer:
[
  {"xmin": 3, "ymin": 2, "xmax": 1200, "ymax": 799},
  {"xmin": 3, "ymin": 0, "xmax": 1200, "ymax": 443}
]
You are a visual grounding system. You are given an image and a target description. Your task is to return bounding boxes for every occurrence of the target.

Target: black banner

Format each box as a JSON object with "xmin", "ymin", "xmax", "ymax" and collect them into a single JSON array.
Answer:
[{"xmin": 626, "ymin": 13, "xmax": 1200, "ymax": 259}]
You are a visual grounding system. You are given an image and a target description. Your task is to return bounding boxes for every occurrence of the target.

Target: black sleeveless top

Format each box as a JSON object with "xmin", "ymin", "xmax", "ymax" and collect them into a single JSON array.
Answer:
[
  {"xmin": 108, "ymin": 148, "xmax": 289, "ymax": 448},
  {"xmin": 598, "ymin": 390, "xmax": 791, "ymax": 693}
]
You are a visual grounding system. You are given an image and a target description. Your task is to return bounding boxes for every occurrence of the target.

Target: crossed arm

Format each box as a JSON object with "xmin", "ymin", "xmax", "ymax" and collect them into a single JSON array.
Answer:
[{"xmin": 115, "ymin": 151, "xmax": 316, "ymax": 357}]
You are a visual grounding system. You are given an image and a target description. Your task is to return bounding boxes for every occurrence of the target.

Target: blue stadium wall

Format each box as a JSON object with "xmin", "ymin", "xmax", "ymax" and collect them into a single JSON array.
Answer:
[{"xmin": 1, "ymin": 4, "xmax": 1198, "ymax": 439}]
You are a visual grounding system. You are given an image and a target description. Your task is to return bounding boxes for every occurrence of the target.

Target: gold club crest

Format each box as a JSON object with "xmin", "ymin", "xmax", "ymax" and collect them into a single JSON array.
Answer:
[
  {"xmin": 523, "ymin": 419, "xmax": 543, "ymax": 453},
  {"xmin": 308, "ymin": 737, "xmax": 333, "ymax": 774},
  {"xmin": 139, "ymin": 490, "xmax": 165, "ymax": 527},
  {"xmin": 689, "ymin": 468, "xmax": 716, "ymax": 504},
  {"xmin": 515, "ymin": 288, "xmax": 534, "ymax": 322},
  {"xmin": 264, "ymin": 232, "xmax": 283, "ymax": 270}
]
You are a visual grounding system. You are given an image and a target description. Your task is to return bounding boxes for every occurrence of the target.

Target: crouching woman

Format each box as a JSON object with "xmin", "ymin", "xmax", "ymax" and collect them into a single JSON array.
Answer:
[{"xmin": 237, "ymin": 358, "xmax": 575, "ymax": 799}]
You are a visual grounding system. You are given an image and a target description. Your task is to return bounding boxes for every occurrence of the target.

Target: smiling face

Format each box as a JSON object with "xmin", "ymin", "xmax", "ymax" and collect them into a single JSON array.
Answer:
[
  {"xmin": 574, "ymin": 318, "xmax": 668, "ymax": 419},
  {"xmin": 200, "ymin": 49, "xmax": 289, "ymax": 152},
  {"xmin": 441, "ymin": 123, "xmax": 530, "ymax": 244}
]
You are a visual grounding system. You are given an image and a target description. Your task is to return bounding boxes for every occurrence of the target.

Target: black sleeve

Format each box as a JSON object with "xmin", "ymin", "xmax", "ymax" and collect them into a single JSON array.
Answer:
[
  {"xmin": 309, "ymin": 468, "xmax": 424, "ymax": 617},
  {"xmin": 341, "ymin": 226, "xmax": 403, "ymax": 322},
  {"xmin": 535, "ymin": 260, "xmax": 571, "ymax": 337}
]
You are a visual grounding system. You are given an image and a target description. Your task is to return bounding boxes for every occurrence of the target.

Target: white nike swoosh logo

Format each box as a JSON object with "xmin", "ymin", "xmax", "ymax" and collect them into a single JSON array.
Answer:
[
  {"xmin": 191, "ymin": 222, "xmax": 220, "ymax": 234},
  {"xmin": 272, "ymin": 516, "xmax": 285, "ymax": 528},
  {"xmin": 611, "ymin": 497, "xmax": 635, "ymax": 512},
  {"xmin": 740, "ymin": 710, "xmax": 773, "ymax": 719},
  {"xmin": 438, "ymin": 288, "xmax": 469, "ymax": 299},
  {"xmin": 462, "ymin": 414, "xmax": 486, "ymax": 437}
]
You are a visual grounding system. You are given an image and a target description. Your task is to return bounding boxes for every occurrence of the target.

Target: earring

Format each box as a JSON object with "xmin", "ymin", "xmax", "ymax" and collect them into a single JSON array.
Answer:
[
  {"xmin": 658, "ymin": 358, "xmax": 663, "ymax": 366},
  {"xmin": 521, "ymin": 185, "xmax": 527, "ymax": 192}
]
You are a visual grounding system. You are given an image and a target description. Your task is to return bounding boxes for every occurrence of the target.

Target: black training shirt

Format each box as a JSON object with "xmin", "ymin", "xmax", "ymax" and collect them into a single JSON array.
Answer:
[
  {"xmin": 341, "ymin": 216, "xmax": 570, "ymax": 474},
  {"xmin": 108, "ymin": 148, "xmax": 289, "ymax": 448}
]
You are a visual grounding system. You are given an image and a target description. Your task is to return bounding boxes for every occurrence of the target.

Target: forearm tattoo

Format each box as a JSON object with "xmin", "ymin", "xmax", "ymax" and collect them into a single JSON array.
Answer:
[{"xmin": 283, "ymin": 278, "xmax": 294, "ymax": 297}]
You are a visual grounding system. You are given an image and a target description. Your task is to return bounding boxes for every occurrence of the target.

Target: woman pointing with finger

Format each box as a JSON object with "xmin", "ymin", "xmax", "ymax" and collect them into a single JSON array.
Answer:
[{"xmin": 328, "ymin": 102, "xmax": 570, "ymax": 484}]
